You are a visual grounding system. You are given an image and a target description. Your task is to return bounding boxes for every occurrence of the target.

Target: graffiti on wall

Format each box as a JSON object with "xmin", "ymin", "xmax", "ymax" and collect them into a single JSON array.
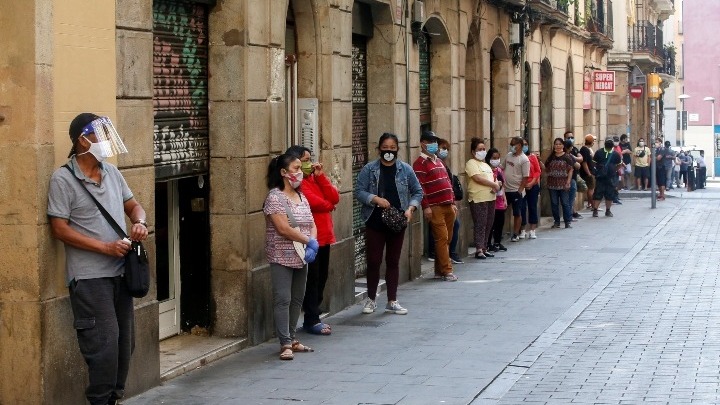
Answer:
[{"xmin": 153, "ymin": 0, "xmax": 209, "ymax": 179}]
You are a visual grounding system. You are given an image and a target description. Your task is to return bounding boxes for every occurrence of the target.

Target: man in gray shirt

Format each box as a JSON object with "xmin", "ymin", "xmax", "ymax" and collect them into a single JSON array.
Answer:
[
  {"xmin": 48, "ymin": 113, "xmax": 148, "ymax": 405},
  {"xmin": 503, "ymin": 136, "xmax": 530, "ymax": 242}
]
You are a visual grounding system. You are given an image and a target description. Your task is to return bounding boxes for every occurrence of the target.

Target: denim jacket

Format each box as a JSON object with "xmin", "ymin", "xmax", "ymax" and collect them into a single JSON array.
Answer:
[{"xmin": 354, "ymin": 158, "xmax": 424, "ymax": 223}]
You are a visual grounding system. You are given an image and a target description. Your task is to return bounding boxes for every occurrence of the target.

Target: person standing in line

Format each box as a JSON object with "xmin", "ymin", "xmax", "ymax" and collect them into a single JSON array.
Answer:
[
  {"xmin": 427, "ymin": 138, "xmax": 464, "ymax": 264},
  {"xmin": 285, "ymin": 146, "xmax": 339, "ymax": 336},
  {"xmin": 413, "ymin": 131, "xmax": 459, "ymax": 280},
  {"xmin": 678, "ymin": 150, "xmax": 690, "ymax": 188},
  {"xmin": 662, "ymin": 140, "xmax": 676, "ymax": 190},
  {"xmin": 355, "ymin": 133, "xmax": 424, "ymax": 314},
  {"xmin": 465, "ymin": 138, "xmax": 500, "ymax": 259},
  {"xmin": 563, "ymin": 131, "xmax": 584, "ymax": 220},
  {"xmin": 633, "ymin": 138, "xmax": 651, "ymax": 190},
  {"xmin": 48, "ymin": 113, "xmax": 149, "ymax": 405},
  {"xmin": 591, "ymin": 138, "xmax": 623, "ymax": 217},
  {"xmin": 654, "ymin": 139, "xmax": 668, "ymax": 201},
  {"xmin": 518, "ymin": 138, "xmax": 542, "ymax": 239},
  {"xmin": 545, "ymin": 138, "xmax": 575, "ymax": 228},
  {"xmin": 619, "ymin": 134, "xmax": 633, "ymax": 190},
  {"xmin": 696, "ymin": 151, "xmax": 707, "ymax": 189},
  {"xmin": 611, "ymin": 136, "xmax": 624, "ymax": 205},
  {"xmin": 503, "ymin": 137, "xmax": 530, "ymax": 242},
  {"xmin": 579, "ymin": 134, "xmax": 597, "ymax": 209},
  {"xmin": 486, "ymin": 148, "xmax": 508, "ymax": 253},
  {"xmin": 264, "ymin": 153, "xmax": 318, "ymax": 360}
]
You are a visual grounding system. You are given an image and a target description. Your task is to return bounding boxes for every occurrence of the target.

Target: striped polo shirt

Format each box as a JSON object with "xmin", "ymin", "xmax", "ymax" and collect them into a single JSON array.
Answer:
[{"xmin": 412, "ymin": 153, "xmax": 455, "ymax": 209}]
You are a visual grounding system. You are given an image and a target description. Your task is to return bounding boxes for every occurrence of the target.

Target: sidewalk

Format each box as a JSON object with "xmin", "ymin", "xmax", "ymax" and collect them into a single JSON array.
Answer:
[{"xmin": 125, "ymin": 195, "xmax": 681, "ymax": 405}]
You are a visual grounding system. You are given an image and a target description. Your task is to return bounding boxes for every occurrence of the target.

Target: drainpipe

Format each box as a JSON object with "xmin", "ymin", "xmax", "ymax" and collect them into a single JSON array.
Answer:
[{"xmin": 405, "ymin": 0, "xmax": 412, "ymax": 162}]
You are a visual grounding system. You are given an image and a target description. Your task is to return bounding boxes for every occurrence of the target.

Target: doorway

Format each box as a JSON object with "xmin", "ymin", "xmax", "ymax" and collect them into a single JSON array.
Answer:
[{"xmin": 156, "ymin": 176, "xmax": 211, "ymax": 340}]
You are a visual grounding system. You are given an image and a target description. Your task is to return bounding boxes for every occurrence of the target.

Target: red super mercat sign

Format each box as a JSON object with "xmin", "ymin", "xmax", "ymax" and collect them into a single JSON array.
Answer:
[{"xmin": 593, "ymin": 71, "xmax": 615, "ymax": 92}]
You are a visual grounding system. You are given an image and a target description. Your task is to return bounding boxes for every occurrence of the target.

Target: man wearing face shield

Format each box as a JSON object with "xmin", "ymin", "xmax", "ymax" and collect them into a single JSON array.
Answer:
[{"xmin": 47, "ymin": 113, "xmax": 148, "ymax": 405}]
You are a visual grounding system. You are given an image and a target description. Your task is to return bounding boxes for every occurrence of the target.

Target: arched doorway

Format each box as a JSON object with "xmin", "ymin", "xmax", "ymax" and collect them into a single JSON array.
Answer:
[
  {"xmin": 422, "ymin": 15, "xmax": 452, "ymax": 136},
  {"xmin": 465, "ymin": 20, "xmax": 482, "ymax": 140},
  {"xmin": 490, "ymin": 37, "xmax": 511, "ymax": 147},
  {"xmin": 539, "ymin": 58, "xmax": 553, "ymax": 158}
]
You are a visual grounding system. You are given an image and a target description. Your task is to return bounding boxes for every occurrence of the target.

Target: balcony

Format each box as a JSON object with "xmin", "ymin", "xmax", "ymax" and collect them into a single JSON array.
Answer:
[
  {"xmin": 657, "ymin": 45, "xmax": 676, "ymax": 85},
  {"xmin": 585, "ymin": 0, "xmax": 614, "ymax": 49},
  {"xmin": 628, "ymin": 20, "xmax": 664, "ymax": 68},
  {"xmin": 528, "ymin": 0, "xmax": 571, "ymax": 26}
]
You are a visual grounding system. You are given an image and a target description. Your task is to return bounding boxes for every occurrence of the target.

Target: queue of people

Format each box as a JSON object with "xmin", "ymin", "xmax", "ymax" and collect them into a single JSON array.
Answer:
[{"xmin": 259, "ymin": 129, "xmax": 664, "ymax": 361}]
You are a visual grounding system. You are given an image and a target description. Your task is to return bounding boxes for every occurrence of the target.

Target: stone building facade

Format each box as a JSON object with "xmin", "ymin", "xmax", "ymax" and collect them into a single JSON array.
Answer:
[{"xmin": 0, "ymin": 0, "xmax": 611, "ymax": 402}]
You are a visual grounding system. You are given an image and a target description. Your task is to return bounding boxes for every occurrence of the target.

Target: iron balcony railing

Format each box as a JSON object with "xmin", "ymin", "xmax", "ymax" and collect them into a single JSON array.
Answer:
[
  {"xmin": 658, "ymin": 47, "xmax": 676, "ymax": 76},
  {"xmin": 536, "ymin": 0, "xmax": 570, "ymax": 14},
  {"xmin": 585, "ymin": 0, "xmax": 614, "ymax": 40},
  {"xmin": 628, "ymin": 20, "xmax": 664, "ymax": 58}
]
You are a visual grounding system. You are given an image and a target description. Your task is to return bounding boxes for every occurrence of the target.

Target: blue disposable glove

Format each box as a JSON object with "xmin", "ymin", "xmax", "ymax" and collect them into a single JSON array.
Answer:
[
  {"xmin": 304, "ymin": 246, "xmax": 318, "ymax": 263},
  {"xmin": 307, "ymin": 238, "xmax": 319, "ymax": 252}
]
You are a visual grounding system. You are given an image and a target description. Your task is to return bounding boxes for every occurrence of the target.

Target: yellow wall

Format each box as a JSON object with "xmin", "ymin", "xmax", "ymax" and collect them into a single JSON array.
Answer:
[{"xmin": 53, "ymin": 0, "xmax": 116, "ymax": 166}]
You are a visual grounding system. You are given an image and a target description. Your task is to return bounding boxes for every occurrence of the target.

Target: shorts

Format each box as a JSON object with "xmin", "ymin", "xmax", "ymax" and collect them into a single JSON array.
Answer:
[
  {"xmin": 656, "ymin": 166, "xmax": 667, "ymax": 187},
  {"xmin": 581, "ymin": 175, "xmax": 596, "ymax": 190},
  {"xmin": 623, "ymin": 164, "xmax": 632, "ymax": 174},
  {"xmin": 593, "ymin": 178, "xmax": 618, "ymax": 201},
  {"xmin": 634, "ymin": 166, "xmax": 650, "ymax": 180},
  {"xmin": 506, "ymin": 191, "xmax": 523, "ymax": 217}
]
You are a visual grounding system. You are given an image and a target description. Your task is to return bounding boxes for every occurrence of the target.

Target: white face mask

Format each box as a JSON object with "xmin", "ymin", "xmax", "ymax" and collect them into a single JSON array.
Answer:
[
  {"xmin": 639, "ymin": 141, "xmax": 645, "ymax": 147},
  {"xmin": 475, "ymin": 150, "xmax": 487, "ymax": 161},
  {"xmin": 79, "ymin": 137, "xmax": 112, "ymax": 162},
  {"xmin": 285, "ymin": 172, "xmax": 303, "ymax": 189},
  {"xmin": 490, "ymin": 159, "xmax": 501, "ymax": 167}
]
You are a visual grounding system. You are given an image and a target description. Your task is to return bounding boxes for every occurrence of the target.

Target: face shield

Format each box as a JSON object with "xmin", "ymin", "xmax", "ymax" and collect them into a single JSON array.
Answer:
[{"xmin": 80, "ymin": 116, "xmax": 128, "ymax": 157}]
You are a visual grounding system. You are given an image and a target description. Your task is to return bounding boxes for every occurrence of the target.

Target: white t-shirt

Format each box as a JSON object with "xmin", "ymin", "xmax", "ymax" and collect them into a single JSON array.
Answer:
[{"xmin": 503, "ymin": 152, "xmax": 530, "ymax": 192}]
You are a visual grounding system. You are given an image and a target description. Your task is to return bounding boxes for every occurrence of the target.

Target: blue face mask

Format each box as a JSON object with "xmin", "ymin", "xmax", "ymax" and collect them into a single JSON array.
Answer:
[
  {"xmin": 426, "ymin": 142, "xmax": 439, "ymax": 154},
  {"xmin": 522, "ymin": 145, "xmax": 529, "ymax": 154},
  {"xmin": 437, "ymin": 149, "xmax": 449, "ymax": 159}
]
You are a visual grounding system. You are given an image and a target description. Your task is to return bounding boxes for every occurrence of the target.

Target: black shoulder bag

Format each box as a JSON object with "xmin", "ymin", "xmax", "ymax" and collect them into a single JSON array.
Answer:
[
  {"xmin": 63, "ymin": 165, "xmax": 150, "ymax": 298},
  {"xmin": 377, "ymin": 169, "xmax": 407, "ymax": 233}
]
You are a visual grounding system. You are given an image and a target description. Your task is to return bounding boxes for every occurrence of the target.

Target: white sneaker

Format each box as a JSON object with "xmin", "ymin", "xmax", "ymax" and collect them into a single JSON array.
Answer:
[
  {"xmin": 362, "ymin": 298, "xmax": 377, "ymax": 314},
  {"xmin": 519, "ymin": 230, "xmax": 527, "ymax": 239},
  {"xmin": 529, "ymin": 230, "xmax": 537, "ymax": 239},
  {"xmin": 385, "ymin": 300, "xmax": 408, "ymax": 315}
]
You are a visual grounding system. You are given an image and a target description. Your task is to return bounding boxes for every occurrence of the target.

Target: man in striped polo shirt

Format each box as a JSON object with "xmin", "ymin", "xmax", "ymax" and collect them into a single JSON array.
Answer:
[{"xmin": 413, "ymin": 131, "xmax": 459, "ymax": 281}]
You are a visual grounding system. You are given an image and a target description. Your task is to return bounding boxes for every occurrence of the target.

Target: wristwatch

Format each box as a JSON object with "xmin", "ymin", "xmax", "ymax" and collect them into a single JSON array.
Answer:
[{"xmin": 134, "ymin": 219, "xmax": 147, "ymax": 227}]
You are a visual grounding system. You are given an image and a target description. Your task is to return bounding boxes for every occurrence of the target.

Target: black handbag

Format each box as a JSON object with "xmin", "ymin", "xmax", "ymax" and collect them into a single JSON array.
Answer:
[
  {"xmin": 377, "ymin": 170, "xmax": 408, "ymax": 233},
  {"xmin": 63, "ymin": 165, "xmax": 150, "ymax": 298}
]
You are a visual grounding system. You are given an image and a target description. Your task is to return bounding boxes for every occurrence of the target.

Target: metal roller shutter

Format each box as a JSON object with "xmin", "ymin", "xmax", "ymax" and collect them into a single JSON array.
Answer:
[
  {"xmin": 352, "ymin": 35, "xmax": 368, "ymax": 277},
  {"xmin": 153, "ymin": 0, "xmax": 209, "ymax": 179},
  {"xmin": 419, "ymin": 36, "xmax": 431, "ymax": 127}
]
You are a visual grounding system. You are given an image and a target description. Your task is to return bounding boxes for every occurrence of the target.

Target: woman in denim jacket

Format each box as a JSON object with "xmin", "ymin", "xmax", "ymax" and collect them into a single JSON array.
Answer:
[{"xmin": 354, "ymin": 133, "xmax": 423, "ymax": 315}]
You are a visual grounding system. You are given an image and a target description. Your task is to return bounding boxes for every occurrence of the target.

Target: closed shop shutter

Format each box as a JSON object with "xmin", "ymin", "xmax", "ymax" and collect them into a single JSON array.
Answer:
[
  {"xmin": 153, "ymin": 0, "xmax": 209, "ymax": 179},
  {"xmin": 419, "ymin": 36, "xmax": 431, "ymax": 127},
  {"xmin": 352, "ymin": 35, "xmax": 368, "ymax": 277}
]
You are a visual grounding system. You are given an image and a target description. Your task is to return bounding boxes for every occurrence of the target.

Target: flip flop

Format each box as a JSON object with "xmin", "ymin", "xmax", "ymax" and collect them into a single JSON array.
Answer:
[
  {"xmin": 304, "ymin": 322, "xmax": 332, "ymax": 335},
  {"xmin": 279, "ymin": 345, "xmax": 294, "ymax": 360},
  {"xmin": 291, "ymin": 340, "xmax": 314, "ymax": 353}
]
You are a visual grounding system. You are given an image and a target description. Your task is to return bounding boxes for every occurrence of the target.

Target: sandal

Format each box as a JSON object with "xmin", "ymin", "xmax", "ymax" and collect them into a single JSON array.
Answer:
[
  {"xmin": 442, "ymin": 273, "xmax": 458, "ymax": 282},
  {"xmin": 304, "ymin": 322, "xmax": 332, "ymax": 335},
  {"xmin": 279, "ymin": 345, "xmax": 294, "ymax": 360},
  {"xmin": 291, "ymin": 340, "xmax": 314, "ymax": 353}
]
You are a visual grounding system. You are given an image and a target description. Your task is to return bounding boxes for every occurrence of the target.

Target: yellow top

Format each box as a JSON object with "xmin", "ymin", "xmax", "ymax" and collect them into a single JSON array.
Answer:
[
  {"xmin": 634, "ymin": 146, "xmax": 651, "ymax": 167},
  {"xmin": 465, "ymin": 159, "xmax": 495, "ymax": 203}
]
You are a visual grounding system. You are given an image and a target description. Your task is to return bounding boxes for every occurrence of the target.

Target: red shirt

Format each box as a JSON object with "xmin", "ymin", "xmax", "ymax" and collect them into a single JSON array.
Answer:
[
  {"xmin": 413, "ymin": 154, "xmax": 454, "ymax": 209},
  {"xmin": 528, "ymin": 153, "xmax": 542, "ymax": 186},
  {"xmin": 301, "ymin": 173, "xmax": 339, "ymax": 246}
]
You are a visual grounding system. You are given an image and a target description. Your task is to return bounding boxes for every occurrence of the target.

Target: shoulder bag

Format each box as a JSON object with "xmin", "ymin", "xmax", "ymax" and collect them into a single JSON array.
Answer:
[
  {"xmin": 63, "ymin": 165, "xmax": 149, "ymax": 298},
  {"xmin": 377, "ymin": 169, "xmax": 408, "ymax": 233}
]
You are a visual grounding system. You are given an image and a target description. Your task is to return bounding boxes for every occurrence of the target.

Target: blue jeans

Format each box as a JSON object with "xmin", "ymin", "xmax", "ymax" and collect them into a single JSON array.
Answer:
[
  {"xmin": 520, "ymin": 184, "xmax": 540, "ymax": 226},
  {"xmin": 569, "ymin": 179, "xmax": 577, "ymax": 213},
  {"xmin": 429, "ymin": 217, "xmax": 460, "ymax": 258},
  {"xmin": 666, "ymin": 166, "xmax": 674, "ymax": 189},
  {"xmin": 549, "ymin": 189, "xmax": 572, "ymax": 225}
]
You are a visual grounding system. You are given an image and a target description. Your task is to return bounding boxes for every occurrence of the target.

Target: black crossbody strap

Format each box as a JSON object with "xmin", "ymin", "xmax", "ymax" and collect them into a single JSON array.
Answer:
[{"xmin": 63, "ymin": 165, "xmax": 128, "ymax": 239}]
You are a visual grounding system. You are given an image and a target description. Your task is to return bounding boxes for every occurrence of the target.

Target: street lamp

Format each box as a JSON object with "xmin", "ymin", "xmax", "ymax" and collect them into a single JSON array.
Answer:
[{"xmin": 679, "ymin": 94, "xmax": 691, "ymax": 147}]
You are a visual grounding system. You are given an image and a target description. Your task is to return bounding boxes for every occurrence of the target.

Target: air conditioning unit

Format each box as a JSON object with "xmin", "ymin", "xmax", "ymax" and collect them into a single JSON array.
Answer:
[
  {"xmin": 510, "ymin": 23, "xmax": 521, "ymax": 45},
  {"xmin": 297, "ymin": 98, "xmax": 319, "ymax": 156},
  {"xmin": 413, "ymin": 1, "xmax": 425, "ymax": 24}
]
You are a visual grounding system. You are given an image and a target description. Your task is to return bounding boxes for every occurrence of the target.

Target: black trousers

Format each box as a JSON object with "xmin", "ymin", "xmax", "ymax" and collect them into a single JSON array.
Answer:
[
  {"xmin": 302, "ymin": 245, "xmax": 330, "ymax": 328},
  {"xmin": 69, "ymin": 276, "xmax": 135, "ymax": 405},
  {"xmin": 488, "ymin": 208, "xmax": 506, "ymax": 246}
]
